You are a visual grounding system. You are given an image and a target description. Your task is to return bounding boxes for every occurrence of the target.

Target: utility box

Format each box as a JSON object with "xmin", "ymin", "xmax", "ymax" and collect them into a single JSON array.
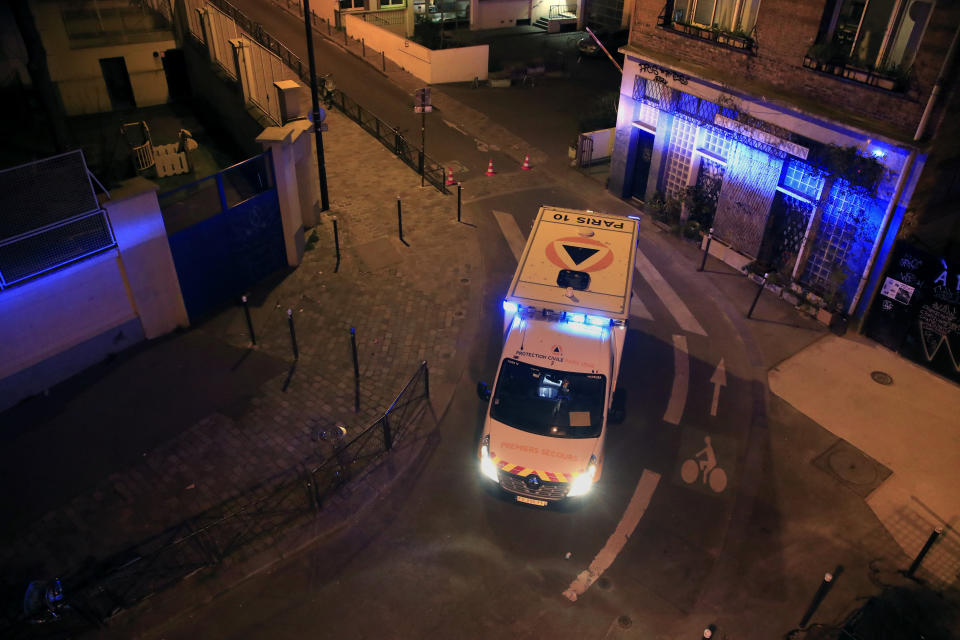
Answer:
[{"xmin": 274, "ymin": 80, "xmax": 303, "ymax": 123}]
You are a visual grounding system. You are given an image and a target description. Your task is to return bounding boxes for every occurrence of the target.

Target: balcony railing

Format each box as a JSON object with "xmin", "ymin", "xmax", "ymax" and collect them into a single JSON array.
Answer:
[{"xmin": 802, "ymin": 55, "xmax": 907, "ymax": 92}]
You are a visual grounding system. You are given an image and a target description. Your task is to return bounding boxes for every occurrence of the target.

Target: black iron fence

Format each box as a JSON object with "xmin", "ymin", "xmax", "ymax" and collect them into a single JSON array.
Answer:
[
  {"xmin": 1, "ymin": 362, "xmax": 430, "ymax": 636},
  {"xmin": 204, "ymin": 0, "xmax": 448, "ymax": 193}
]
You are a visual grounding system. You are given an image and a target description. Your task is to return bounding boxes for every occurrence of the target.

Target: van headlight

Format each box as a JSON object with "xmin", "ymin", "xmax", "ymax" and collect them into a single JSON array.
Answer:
[
  {"xmin": 567, "ymin": 456, "xmax": 598, "ymax": 497},
  {"xmin": 479, "ymin": 435, "xmax": 499, "ymax": 482}
]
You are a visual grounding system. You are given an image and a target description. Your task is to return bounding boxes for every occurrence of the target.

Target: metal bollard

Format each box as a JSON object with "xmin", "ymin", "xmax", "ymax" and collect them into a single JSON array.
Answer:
[
  {"xmin": 344, "ymin": 29, "xmax": 348, "ymax": 46},
  {"xmin": 698, "ymin": 227, "xmax": 714, "ymax": 272},
  {"xmin": 906, "ymin": 526, "xmax": 943, "ymax": 578},
  {"xmin": 241, "ymin": 295, "xmax": 256, "ymax": 345},
  {"xmin": 333, "ymin": 215, "xmax": 341, "ymax": 273},
  {"xmin": 457, "ymin": 184, "xmax": 462, "ymax": 222},
  {"xmin": 799, "ymin": 570, "xmax": 838, "ymax": 628},
  {"xmin": 350, "ymin": 327, "xmax": 360, "ymax": 412},
  {"xmin": 287, "ymin": 308, "xmax": 299, "ymax": 360},
  {"xmin": 382, "ymin": 51, "xmax": 386, "ymax": 72},
  {"xmin": 362, "ymin": 38, "xmax": 365, "ymax": 56},
  {"xmin": 327, "ymin": 20, "xmax": 331, "ymax": 36},
  {"xmin": 422, "ymin": 360, "xmax": 430, "ymax": 399},
  {"xmin": 397, "ymin": 197, "xmax": 407, "ymax": 245},
  {"xmin": 747, "ymin": 272, "xmax": 768, "ymax": 319}
]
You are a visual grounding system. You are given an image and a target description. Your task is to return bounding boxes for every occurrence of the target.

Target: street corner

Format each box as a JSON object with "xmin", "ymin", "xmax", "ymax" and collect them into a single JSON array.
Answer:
[{"xmin": 673, "ymin": 426, "xmax": 737, "ymax": 498}]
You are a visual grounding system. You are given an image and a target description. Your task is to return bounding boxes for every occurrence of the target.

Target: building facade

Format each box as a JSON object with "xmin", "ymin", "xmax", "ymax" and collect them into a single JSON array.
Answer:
[{"xmin": 608, "ymin": 0, "xmax": 958, "ymax": 323}]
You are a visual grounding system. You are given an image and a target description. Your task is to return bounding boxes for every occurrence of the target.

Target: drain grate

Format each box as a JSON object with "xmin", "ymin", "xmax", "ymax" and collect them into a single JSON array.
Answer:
[
  {"xmin": 871, "ymin": 370, "xmax": 893, "ymax": 385},
  {"xmin": 812, "ymin": 439, "xmax": 892, "ymax": 498}
]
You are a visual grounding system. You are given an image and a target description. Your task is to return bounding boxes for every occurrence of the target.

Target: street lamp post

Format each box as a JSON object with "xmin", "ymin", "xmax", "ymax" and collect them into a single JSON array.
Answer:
[{"xmin": 302, "ymin": 0, "xmax": 330, "ymax": 211}]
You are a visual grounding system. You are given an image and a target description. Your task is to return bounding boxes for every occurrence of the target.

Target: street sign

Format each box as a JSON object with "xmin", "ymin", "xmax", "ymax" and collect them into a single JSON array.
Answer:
[{"xmin": 415, "ymin": 87, "xmax": 432, "ymax": 113}]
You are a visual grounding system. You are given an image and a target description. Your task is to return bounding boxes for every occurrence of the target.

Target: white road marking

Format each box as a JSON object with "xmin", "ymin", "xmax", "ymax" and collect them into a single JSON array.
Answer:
[
  {"xmin": 563, "ymin": 469, "xmax": 661, "ymax": 602},
  {"xmin": 663, "ymin": 334, "xmax": 689, "ymax": 425},
  {"xmin": 634, "ymin": 249, "xmax": 707, "ymax": 336},
  {"xmin": 709, "ymin": 357, "xmax": 727, "ymax": 417},
  {"xmin": 629, "ymin": 286, "xmax": 654, "ymax": 321},
  {"xmin": 442, "ymin": 119, "xmax": 469, "ymax": 136},
  {"xmin": 492, "ymin": 210, "xmax": 526, "ymax": 261}
]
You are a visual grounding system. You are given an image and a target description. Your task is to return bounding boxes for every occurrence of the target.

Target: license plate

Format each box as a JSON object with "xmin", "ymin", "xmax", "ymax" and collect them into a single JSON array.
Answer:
[{"xmin": 516, "ymin": 495, "xmax": 548, "ymax": 507}]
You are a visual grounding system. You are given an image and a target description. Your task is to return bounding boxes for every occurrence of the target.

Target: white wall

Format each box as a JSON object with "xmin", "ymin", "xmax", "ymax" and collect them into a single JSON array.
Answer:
[
  {"xmin": 583, "ymin": 128, "xmax": 615, "ymax": 159},
  {"xmin": 472, "ymin": 0, "xmax": 529, "ymax": 29},
  {"xmin": 0, "ymin": 252, "xmax": 137, "ymax": 382},
  {"xmin": 344, "ymin": 14, "xmax": 488, "ymax": 83},
  {"xmin": 35, "ymin": 2, "xmax": 175, "ymax": 115}
]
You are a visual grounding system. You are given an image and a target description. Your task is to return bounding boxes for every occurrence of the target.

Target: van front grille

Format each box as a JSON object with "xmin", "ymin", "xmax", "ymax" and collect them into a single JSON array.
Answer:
[{"xmin": 499, "ymin": 472, "xmax": 568, "ymax": 500}]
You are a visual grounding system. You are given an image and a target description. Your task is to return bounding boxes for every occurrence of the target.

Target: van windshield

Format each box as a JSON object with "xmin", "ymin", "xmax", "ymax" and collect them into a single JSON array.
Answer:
[{"xmin": 490, "ymin": 358, "xmax": 606, "ymax": 438}]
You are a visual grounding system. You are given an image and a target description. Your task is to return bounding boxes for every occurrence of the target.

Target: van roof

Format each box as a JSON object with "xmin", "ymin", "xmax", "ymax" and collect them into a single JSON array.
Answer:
[{"xmin": 505, "ymin": 206, "xmax": 638, "ymax": 320}]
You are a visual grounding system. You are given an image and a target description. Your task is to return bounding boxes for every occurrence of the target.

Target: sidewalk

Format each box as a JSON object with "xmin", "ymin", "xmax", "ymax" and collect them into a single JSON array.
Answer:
[
  {"xmin": 0, "ymin": 101, "xmax": 481, "ymax": 626},
  {"xmin": 770, "ymin": 332, "xmax": 960, "ymax": 588}
]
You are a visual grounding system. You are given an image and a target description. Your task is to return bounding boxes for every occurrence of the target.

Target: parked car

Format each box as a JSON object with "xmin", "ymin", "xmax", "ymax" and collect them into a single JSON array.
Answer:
[{"xmin": 576, "ymin": 29, "xmax": 628, "ymax": 60}]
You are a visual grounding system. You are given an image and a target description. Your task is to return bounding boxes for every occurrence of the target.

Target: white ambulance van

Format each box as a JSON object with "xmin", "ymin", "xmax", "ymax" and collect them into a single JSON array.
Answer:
[{"xmin": 477, "ymin": 206, "xmax": 639, "ymax": 506}]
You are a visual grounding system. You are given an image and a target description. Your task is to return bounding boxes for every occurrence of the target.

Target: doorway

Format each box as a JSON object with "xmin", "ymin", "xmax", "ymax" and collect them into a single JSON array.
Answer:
[
  {"xmin": 99, "ymin": 57, "xmax": 136, "ymax": 110},
  {"xmin": 162, "ymin": 49, "xmax": 190, "ymax": 102},
  {"xmin": 628, "ymin": 128, "xmax": 655, "ymax": 201}
]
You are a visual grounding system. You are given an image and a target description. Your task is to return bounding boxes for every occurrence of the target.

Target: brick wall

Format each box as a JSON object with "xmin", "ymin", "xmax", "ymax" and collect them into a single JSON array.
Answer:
[{"xmin": 628, "ymin": 0, "xmax": 960, "ymax": 142}]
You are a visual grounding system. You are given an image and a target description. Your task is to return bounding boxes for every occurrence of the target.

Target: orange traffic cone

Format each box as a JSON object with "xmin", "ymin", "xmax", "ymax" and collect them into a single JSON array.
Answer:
[
  {"xmin": 521, "ymin": 154, "xmax": 532, "ymax": 171},
  {"xmin": 485, "ymin": 159, "xmax": 496, "ymax": 176},
  {"xmin": 445, "ymin": 168, "xmax": 456, "ymax": 185}
]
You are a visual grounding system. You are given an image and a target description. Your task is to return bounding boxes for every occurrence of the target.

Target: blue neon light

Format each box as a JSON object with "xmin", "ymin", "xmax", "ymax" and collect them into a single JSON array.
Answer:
[
  {"xmin": 565, "ymin": 312, "xmax": 586, "ymax": 324},
  {"xmin": 502, "ymin": 300, "xmax": 518, "ymax": 314},
  {"xmin": 585, "ymin": 314, "xmax": 610, "ymax": 327}
]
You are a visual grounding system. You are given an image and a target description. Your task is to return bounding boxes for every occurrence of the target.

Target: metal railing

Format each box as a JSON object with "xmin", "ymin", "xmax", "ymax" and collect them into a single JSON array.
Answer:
[
  {"xmin": 548, "ymin": 4, "xmax": 576, "ymax": 18},
  {"xmin": 355, "ymin": 8, "xmax": 406, "ymax": 26},
  {"xmin": 202, "ymin": 0, "xmax": 448, "ymax": 193},
  {"xmin": 0, "ymin": 362, "xmax": 430, "ymax": 634}
]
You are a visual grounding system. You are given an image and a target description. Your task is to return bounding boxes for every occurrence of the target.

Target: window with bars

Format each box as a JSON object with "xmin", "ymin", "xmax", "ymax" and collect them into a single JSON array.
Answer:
[
  {"xmin": 664, "ymin": 117, "xmax": 698, "ymax": 199},
  {"xmin": 636, "ymin": 102, "xmax": 660, "ymax": 129},
  {"xmin": 802, "ymin": 180, "xmax": 868, "ymax": 291},
  {"xmin": 696, "ymin": 126, "xmax": 733, "ymax": 161},
  {"xmin": 780, "ymin": 159, "xmax": 824, "ymax": 202}
]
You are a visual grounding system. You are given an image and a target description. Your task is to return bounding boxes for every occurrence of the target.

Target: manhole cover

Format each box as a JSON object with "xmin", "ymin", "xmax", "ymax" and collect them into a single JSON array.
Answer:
[
  {"xmin": 617, "ymin": 616, "xmax": 632, "ymax": 629},
  {"xmin": 828, "ymin": 449, "xmax": 878, "ymax": 485},
  {"xmin": 812, "ymin": 439, "xmax": 892, "ymax": 498},
  {"xmin": 460, "ymin": 278, "xmax": 470, "ymax": 284},
  {"xmin": 597, "ymin": 577, "xmax": 611, "ymax": 590},
  {"xmin": 871, "ymin": 370, "xmax": 893, "ymax": 385}
]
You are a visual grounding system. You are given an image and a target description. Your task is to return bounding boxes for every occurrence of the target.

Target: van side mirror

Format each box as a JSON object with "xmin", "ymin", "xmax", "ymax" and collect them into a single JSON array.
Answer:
[{"xmin": 476, "ymin": 381, "xmax": 491, "ymax": 401}]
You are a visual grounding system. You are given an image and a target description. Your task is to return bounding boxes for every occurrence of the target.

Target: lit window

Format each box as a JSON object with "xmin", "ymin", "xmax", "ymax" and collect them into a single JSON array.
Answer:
[
  {"xmin": 814, "ymin": 0, "xmax": 932, "ymax": 71},
  {"xmin": 672, "ymin": 0, "xmax": 762, "ymax": 34}
]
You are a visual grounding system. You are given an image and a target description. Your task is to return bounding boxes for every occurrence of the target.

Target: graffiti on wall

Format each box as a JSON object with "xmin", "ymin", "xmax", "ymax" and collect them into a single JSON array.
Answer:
[{"xmin": 865, "ymin": 243, "xmax": 960, "ymax": 383}]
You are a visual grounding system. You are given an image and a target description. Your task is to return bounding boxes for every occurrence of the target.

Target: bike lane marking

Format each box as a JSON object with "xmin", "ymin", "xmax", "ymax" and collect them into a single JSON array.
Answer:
[
  {"xmin": 563, "ymin": 469, "xmax": 661, "ymax": 602},
  {"xmin": 634, "ymin": 249, "xmax": 707, "ymax": 336},
  {"xmin": 630, "ymin": 284, "xmax": 654, "ymax": 320},
  {"xmin": 492, "ymin": 210, "xmax": 526, "ymax": 261},
  {"xmin": 663, "ymin": 334, "xmax": 689, "ymax": 425},
  {"xmin": 709, "ymin": 358, "xmax": 726, "ymax": 417}
]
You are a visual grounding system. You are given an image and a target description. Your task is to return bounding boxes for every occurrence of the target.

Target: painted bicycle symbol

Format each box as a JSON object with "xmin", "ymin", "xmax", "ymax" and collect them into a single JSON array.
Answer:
[{"xmin": 680, "ymin": 436, "xmax": 728, "ymax": 493}]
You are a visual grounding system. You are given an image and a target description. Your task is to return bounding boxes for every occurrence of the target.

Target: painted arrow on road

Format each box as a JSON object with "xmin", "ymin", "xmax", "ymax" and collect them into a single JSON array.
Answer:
[{"xmin": 710, "ymin": 358, "xmax": 726, "ymax": 417}]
